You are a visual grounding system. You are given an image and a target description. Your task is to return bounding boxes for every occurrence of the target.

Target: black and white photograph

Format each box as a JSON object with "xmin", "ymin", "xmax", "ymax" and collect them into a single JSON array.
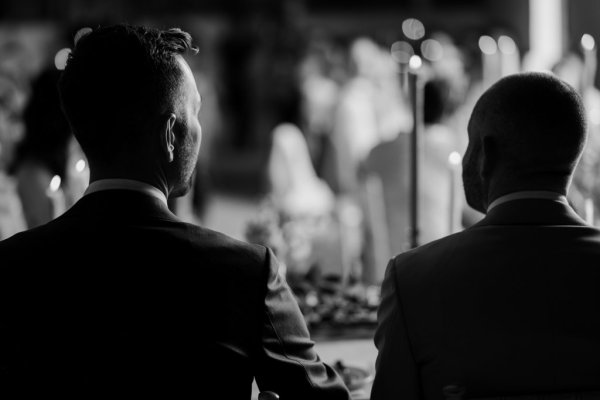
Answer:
[{"xmin": 0, "ymin": 1, "xmax": 599, "ymax": 399}]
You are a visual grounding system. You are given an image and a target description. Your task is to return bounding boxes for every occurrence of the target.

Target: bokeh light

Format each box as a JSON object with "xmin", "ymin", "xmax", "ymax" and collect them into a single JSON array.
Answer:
[
  {"xmin": 390, "ymin": 41, "xmax": 414, "ymax": 64},
  {"xmin": 448, "ymin": 151, "xmax": 462, "ymax": 166},
  {"xmin": 54, "ymin": 48, "xmax": 71, "ymax": 71},
  {"xmin": 75, "ymin": 159, "xmax": 86, "ymax": 173},
  {"xmin": 49, "ymin": 175, "xmax": 61, "ymax": 192},
  {"xmin": 478, "ymin": 35, "xmax": 497, "ymax": 55},
  {"xmin": 498, "ymin": 35, "xmax": 517, "ymax": 54},
  {"xmin": 402, "ymin": 18, "xmax": 426, "ymax": 40},
  {"xmin": 581, "ymin": 33, "xmax": 595, "ymax": 51},
  {"xmin": 421, "ymin": 39, "xmax": 444, "ymax": 62},
  {"xmin": 409, "ymin": 55, "xmax": 422, "ymax": 70}
]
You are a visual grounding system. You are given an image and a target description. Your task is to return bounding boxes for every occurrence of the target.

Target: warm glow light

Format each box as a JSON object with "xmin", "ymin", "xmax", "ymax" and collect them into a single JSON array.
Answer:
[
  {"xmin": 402, "ymin": 18, "xmax": 425, "ymax": 40},
  {"xmin": 54, "ymin": 48, "xmax": 71, "ymax": 71},
  {"xmin": 390, "ymin": 41, "xmax": 414, "ymax": 64},
  {"xmin": 582, "ymin": 33, "xmax": 595, "ymax": 51},
  {"xmin": 75, "ymin": 159, "xmax": 86, "ymax": 173},
  {"xmin": 479, "ymin": 35, "xmax": 497, "ymax": 55},
  {"xmin": 49, "ymin": 175, "xmax": 61, "ymax": 192},
  {"xmin": 498, "ymin": 36, "xmax": 517, "ymax": 55},
  {"xmin": 409, "ymin": 55, "xmax": 422, "ymax": 70},
  {"xmin": 421, "ymin": 39, "xmax": 444, "ymax": 62},
  {"xmin": 448, "ymin": 151, "xmax": 462, "ymax": 166}
]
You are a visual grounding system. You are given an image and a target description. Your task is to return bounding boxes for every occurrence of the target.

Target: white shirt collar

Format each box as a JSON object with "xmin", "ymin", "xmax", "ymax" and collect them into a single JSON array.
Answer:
[
  {"xmin": 487, "ymin": 191, "xmax": 567, "ymax": 213},
  {"xmin": 84, "ymin": 179, "xmax": 168, "ymax": 207}
]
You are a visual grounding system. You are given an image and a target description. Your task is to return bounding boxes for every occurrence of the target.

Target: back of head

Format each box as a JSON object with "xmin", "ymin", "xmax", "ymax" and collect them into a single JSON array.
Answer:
[
  {"xmin": 468, "ymin": 72, "xmax": 587, "ymax": 182},
  {"xmin": 58, "ymin": 25, "xmax": 196, "ymax": 167}
]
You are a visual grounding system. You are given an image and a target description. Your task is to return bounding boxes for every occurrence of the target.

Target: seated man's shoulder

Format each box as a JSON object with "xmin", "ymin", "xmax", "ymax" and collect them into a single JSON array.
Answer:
[
  {"xmin": 183, "ymin": 222, "xmax": 267, "ymax": 265},
  {"xmin": 0, "ymin": 231, "xmax": 20, "ymax": 255},
  {"xmin": 389, "ymin": 230, "xmax": 469, "ymax": 282},
  {"xmin": 0, "ymin": 225, "xmax": 63, "ymax": 272},
  {"xmin": 0, "ymin": 223, "xmax": 49, "ymax": 252}
]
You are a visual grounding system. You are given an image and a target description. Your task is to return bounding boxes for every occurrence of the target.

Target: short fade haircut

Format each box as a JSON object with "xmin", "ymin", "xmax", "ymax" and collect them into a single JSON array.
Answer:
[
  {"xmin": 58, "ymin": 24, "xmax": 197, "ymax": 164},
  {"xmin": 468, "ymin": 72, "xmax": 588, "ymax": 178}
]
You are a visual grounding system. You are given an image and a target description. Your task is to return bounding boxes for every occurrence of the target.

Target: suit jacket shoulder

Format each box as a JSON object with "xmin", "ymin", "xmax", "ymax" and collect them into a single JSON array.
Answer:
[{"xmin": 373, "ymin": 199, "xmax": 600, "ymax": 400}]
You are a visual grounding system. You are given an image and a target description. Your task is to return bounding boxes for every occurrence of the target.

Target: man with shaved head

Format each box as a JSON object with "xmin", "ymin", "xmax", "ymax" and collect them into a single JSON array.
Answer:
[
  {"xmin": 0, "ymin": 25, "xmax": 349, "ymax": 400},
  {"xmin": 372, "ymin": 72, "xmax": 600, "ymax": 399}
]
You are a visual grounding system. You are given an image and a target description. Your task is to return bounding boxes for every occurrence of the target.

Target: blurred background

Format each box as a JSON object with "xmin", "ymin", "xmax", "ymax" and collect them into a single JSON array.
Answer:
[{"xmin": 1, "ymin": 0, "xmax": 600, "ymax": 368}]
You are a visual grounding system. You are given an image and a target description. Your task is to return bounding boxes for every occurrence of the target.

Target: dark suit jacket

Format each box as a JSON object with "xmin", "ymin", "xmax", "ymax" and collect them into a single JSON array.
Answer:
[
  {"xmin": 0, "ymin": 190, "xmax": 349, "ymax": 399},
  {"xmin": 372, "ymin": 198, "xmax": 600, "ymax": 400}
]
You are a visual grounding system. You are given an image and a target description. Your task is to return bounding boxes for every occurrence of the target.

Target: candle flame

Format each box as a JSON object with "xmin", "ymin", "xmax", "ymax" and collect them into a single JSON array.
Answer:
[
  {"xmin": 479, "ymin": 35, "xmax": 497, "ymax": 55},
  {"xmin": 581, "ymin": 34, "xmax": 595, "ymax": 51},
  {"xmin": 409, "ymin": 55, "xmax": 422, "ymax": 70},
  {"xmin": 49, "ymin": 175, "xmax": 61, "ymax": 192}
]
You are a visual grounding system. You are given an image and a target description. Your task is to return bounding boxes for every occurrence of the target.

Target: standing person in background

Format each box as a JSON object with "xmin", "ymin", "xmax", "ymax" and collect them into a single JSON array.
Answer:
[
  {"xmin": 553, "ymin": 49, "xmax": 600, "ymax": 224},
  {"xmin": 332, "ymin": 37, "xmax": 410, "ymax": 195},
  {"xmin": 0, "ymin": 73, "xmax": 27, "ymax": 239},
  {"xmin": 9, "ymin": 66, "xmax": 74, "ymax": 228},
  {"xmin": 363, "ymin": 78, "xmax": 461, "ymax": 258},
  {"xmin": 372, "ymin": 73, "xmax": 600, "ymax": 399},
  {"xmin": 0, "ymin": 25, "xmax": 349, "ymax": 400},
  {"xmin": 419, "ymin": 78, "xmax": 464, "ymax": 244}
]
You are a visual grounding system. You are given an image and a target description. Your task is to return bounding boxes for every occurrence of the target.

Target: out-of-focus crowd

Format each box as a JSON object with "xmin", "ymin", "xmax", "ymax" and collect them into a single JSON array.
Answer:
[{"xmin": 1, "ymin": 21, "xmax": 600, "ymax": 291}]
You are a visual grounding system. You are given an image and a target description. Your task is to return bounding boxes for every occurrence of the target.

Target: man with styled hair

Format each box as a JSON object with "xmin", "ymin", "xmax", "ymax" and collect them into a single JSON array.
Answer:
[
  {"xmin": 372, "ymin": 72, "xmax": 600, "ymax": 399},
  {"xmin": 0, "ymin": 25, "xmax": 349, "ymax": 399}
]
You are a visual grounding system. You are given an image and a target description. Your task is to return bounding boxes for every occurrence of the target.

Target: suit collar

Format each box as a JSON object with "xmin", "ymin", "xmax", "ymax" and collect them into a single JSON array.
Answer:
[
  {"xmin": 474, "ymin": 197, "xmax": 587, "ymax": 228},
  {"xmin": 85, "ymin": 179, "xmax": 168, "ymax": 207},
  {"xmin": 486, "ymin": 191, "xmax": 567, "ymax": 212},
  {"xmin": 63, "ymin": 189, "xmax": 179, "ymax": 222}
]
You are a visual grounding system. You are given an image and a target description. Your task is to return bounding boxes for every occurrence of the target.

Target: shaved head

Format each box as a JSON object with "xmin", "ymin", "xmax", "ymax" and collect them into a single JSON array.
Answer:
[{"xmin": 463, "ymin": 72, "xmax": 587, "ymax": 212}]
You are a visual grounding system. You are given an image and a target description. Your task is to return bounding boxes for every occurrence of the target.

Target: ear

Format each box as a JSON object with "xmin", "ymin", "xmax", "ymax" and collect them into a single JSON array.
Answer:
[
  {"xmin": 162, "ymin": 113, "xmax": 176, "ymax": 163},
  {"xmin": 480, "ymin": 136, "xmax": 496, "ymax": 181}
]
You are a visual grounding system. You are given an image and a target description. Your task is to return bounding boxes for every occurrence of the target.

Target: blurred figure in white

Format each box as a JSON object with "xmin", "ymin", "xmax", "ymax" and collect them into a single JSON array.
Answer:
[
  {"xmin": 365, "ymin": 75, "xmax": 464, "ymax": 265},
  {"xmin": 269, "ymin": 123, "xmax": 335, "ymax": 218},
  {"xmin": 0, "ymin": 170, "xmax": 26, "ymax": 239},
  {"xmin": 431, "ymin": 32, "xmax": 485, "ymax": 227},
  {"xmin": 0, "ymin": 74, "xmax": 26, "ymax": 239},
  {"xmin": 553, "ymin": 41, "xmax": 600, "ymax": 224},
  {"xmin": 428, "ymin": 32, "xmax": 471, "ymax": 155},
  {"xmin": 267, "ymin": 123, "xmax": 363, "ymax": 281},
  {"xmin": 332, "ymin": 37, "xmax": 411, "ymax": 195},
  {"xmin": 299, "ymin": 36, "xmax": 341, "ymax": 177},
  {"xmin": 420, "ymin": 78, "xmax": 464, "ymax": 244}
]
